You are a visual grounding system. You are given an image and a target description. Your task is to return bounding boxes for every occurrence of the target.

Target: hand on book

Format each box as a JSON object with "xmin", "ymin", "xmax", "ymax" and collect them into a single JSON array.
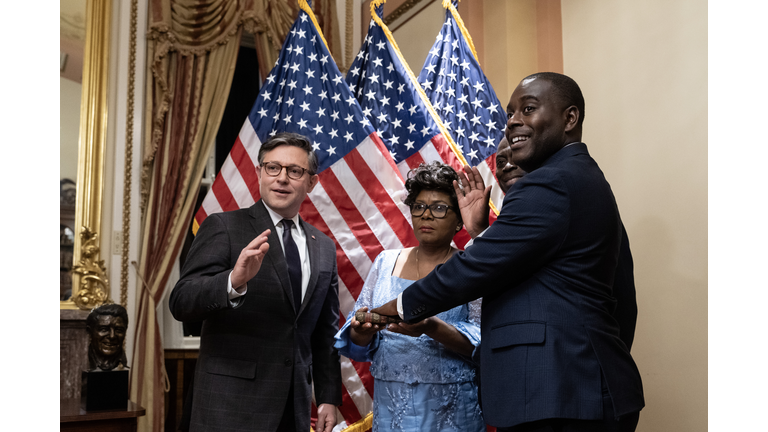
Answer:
[{"xmin": 349, "ymin": 307, "xmax": 387, "ymax": 346}]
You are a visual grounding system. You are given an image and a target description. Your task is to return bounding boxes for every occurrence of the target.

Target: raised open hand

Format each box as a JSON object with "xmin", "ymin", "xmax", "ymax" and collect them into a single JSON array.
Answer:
[
  {"xmin": 230, "ymin": 229, "xmax": 271, "ymax": 290},
  {"xmin": 453, "ymin": 165, "xmax": 491, "ymax": 238}
]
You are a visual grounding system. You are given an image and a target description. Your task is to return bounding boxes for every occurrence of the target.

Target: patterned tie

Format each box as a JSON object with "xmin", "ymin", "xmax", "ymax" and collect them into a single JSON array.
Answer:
[{"xmin": 281, "ymin": 219, "xmax": 302, "ymax": 310}]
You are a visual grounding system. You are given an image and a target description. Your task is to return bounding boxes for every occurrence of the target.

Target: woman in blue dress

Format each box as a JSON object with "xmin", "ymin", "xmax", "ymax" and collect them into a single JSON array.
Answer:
[{"xmin": 334, "ymin": 162, "xmax": 485, "ymax": 431}]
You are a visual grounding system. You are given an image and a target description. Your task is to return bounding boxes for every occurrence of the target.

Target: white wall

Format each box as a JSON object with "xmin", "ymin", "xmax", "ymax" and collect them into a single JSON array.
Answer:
[
  {"xmin": 61, "ymin": 77, "xmax": 81, "ymax": 181},
  {"xmin": 561, "ymin": 1, "xmax": 707, "ymax": 430}
]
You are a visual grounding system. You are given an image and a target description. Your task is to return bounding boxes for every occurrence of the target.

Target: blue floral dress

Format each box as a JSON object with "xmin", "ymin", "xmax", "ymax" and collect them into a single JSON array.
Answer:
[{"xmin": 334, "ymin": 250, "xmax": 485, "ymax": 432}]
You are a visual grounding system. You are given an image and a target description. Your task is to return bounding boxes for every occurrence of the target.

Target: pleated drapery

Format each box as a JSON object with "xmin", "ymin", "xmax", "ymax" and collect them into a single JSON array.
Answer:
[{"xmin": 130, "ymin": 1, "xmax": 340, "ymax": 430}]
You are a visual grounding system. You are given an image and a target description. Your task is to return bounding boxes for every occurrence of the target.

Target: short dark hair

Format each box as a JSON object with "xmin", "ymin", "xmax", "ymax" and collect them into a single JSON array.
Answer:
[
  {"xmin": 523, "ymin": 72, "xmax": 585, "ymax": 127},
  {"xmin": 86, "ymin": 303, "xmax": 129, "ymax": 329},
  {"xmin": 403, "ymin": 161, "xmax": 462, "ymax": 223},
  {"xmin": 257, "ymin": 132, "xmax": 318, "ymax": 175}
]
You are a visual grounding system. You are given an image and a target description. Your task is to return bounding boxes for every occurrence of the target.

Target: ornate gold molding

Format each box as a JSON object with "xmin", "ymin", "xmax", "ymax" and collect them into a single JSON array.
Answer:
[
  {"xmin": 383, "ymin": 0, "xmax": 426, "ymax": 26},
  {"xmin": 71, "ymin": 227, "xmax": 111, "ymax": 308},
  {"xmin": 62, "ymin": 0, "xmax": 112, "ymax": 310}
]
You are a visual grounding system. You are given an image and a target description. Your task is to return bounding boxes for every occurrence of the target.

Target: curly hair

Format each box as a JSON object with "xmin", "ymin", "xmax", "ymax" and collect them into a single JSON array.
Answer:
[{"xmin": 403, "ymin": 161, "xmax": 461, "ymax": 223}]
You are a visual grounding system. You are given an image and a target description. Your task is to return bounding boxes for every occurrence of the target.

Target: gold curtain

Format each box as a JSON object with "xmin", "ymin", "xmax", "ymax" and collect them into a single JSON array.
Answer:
[{"xmin": 130, "ymin": 1, "xmax": 340, "ymax": 431}]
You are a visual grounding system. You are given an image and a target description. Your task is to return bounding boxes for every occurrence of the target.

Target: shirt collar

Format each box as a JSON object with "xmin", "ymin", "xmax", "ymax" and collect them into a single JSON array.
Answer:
[{"xmin": 261, "ymin": 202, "xmax": 300, "ymax": 229}]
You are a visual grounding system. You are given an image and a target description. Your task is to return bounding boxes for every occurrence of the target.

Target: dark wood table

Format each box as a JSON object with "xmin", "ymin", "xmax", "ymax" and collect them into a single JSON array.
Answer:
[{"xmin": 60, "ymin": 399, "xmax": 145, "ymax": 432}]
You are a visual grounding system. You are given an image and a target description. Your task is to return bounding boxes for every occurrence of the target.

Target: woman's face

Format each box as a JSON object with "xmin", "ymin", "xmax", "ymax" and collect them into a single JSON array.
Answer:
[{"xmin": 411, "ymin": 189, "xmax": 461, "ymax": 248}]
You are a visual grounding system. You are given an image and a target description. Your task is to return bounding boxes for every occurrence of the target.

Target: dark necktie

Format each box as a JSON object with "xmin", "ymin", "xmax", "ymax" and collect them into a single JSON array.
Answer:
[{"xmin": 281, "ymin": 219, "xmax": 302, "ymax": 310}]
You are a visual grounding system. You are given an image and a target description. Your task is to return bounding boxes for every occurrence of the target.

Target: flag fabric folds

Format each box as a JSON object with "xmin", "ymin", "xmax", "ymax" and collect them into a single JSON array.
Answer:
[
  {"xmin": 345, "ymin": 2, "xmax": 497, "ymax": 249},
  {"xmin": 345, "ymin": 4, "xmax": 465, "ymax": 181},
  {"xmin": 417, "ymin": 0, "xmax": 507, "ymax": 211},
  {"xmin": 193, "ymin": 1, "xmax": 416, "ymax": 428}
]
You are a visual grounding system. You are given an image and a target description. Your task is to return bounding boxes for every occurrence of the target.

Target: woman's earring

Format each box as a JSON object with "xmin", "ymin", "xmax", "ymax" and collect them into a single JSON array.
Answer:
[{"xmin": 456, "ymin": 225, "xmax": 462, "ymax": 232}]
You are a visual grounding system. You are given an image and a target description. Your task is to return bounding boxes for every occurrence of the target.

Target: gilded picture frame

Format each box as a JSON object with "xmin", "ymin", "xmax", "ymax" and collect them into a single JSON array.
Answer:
[{"xmin": 61, "ymin": 0, "xmax": 112, "ymax": 310}]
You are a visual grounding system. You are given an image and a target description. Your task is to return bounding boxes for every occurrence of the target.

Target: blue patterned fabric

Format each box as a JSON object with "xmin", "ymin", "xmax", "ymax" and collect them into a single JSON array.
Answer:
[{"xmin": 334, "ymin": 250, "xmax": 485, "ymax": 431}]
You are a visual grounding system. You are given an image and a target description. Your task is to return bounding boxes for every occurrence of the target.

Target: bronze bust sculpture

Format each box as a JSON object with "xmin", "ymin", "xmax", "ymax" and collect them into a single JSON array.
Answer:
[{"xmin": 86, "ymin": 304, "xmax": 128, "ymax": 371}]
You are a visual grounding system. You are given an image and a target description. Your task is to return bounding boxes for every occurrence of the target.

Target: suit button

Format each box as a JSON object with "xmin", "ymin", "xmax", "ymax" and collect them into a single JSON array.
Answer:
[{"xmin": 284, "ymin": 358, "xmax": 293, "ymax": 367}]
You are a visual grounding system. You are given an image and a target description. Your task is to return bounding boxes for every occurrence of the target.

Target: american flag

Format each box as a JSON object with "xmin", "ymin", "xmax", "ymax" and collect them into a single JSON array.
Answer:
[
  {"xmin": 345, "ymin": 4, "xmax": 464, "ymax": 180},
  {"xmin": 417, "ymin": 0, "xmax": 507, "ymax": 212},
  {"xmin": 193, "ymin": 1, "xmax": 414, "ymax": 429},
  {"xmin": 346, "ymin": 4, "xmax": 500, "ymax": 249}
]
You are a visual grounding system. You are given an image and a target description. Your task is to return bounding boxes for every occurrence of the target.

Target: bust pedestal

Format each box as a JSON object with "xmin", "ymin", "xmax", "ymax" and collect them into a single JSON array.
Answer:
[
  {"xmin": 82, "ymin": 368, "xmax": 129, "ymax": 410},
  {"xmin": 61, "ymin": 310, "xmax": 90, "ymax": 400}
]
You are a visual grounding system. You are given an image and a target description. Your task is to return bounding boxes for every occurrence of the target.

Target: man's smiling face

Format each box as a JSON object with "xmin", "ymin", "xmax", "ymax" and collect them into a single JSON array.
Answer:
[
  {"xmin": 494, "ymin": 137, "xmax": 526, "ymax": 193},
  {"xmin": 505, "ymin": 77, "xmax": 571, "ymax": 173}
]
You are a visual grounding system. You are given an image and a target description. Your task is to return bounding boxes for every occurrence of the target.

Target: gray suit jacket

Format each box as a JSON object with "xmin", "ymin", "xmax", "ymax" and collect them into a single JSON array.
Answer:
[{"xmin": 170, "ymin": 200, "xmax": 342, "ymax": 432}]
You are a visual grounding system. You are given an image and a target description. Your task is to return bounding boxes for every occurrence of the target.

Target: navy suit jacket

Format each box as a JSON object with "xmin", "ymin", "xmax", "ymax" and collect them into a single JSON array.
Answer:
[
  {"xmin": 401, "ymin": 143, "xmax": 644, "ymax": 427},
  {"xmin": 170, "ymin": 200, "xmax": 342, "ymax": 432}
]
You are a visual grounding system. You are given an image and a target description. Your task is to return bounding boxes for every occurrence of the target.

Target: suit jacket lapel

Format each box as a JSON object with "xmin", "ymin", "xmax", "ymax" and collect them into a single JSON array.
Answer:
[
  {"xmin": 298, "ymin": 216, "xmax": 320, "ymax": 317},
  {"xmin": 249, "ymin": 201, "xmax": 298, "ymax": 313}
]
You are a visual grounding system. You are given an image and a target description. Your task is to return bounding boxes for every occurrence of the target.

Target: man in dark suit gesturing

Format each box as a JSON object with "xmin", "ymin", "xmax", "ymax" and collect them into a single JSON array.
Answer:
[
  {"xmin": 170, "ymin": 133, "xmax": 341, "ymax": 432},
  {"xmin": 374, "ymin": 73, "xmax": 644, "ymax": 431}
]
